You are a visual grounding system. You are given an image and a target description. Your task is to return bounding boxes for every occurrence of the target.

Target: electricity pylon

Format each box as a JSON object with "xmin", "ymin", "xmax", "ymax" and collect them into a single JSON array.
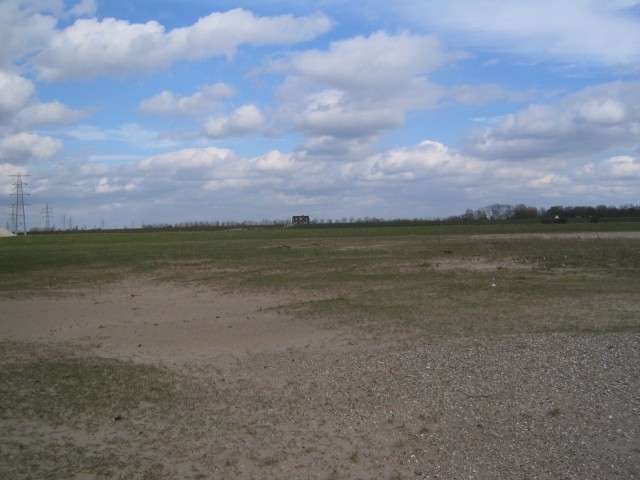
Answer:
[
  {"xmin": 9, "ymin": 174, "xmax": 30, "ymax": 235},
  {"xmin": 42, "ymin": 204, "xmax": 53, "ymax": 230}
]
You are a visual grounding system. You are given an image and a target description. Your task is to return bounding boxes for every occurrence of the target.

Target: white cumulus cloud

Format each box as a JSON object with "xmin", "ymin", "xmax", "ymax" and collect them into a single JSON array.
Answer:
[
  {"xmin": 138, "ymin": 83, "xmax": 236, "ymax": 118},
  {"xmin": 67, "ymin": 0, "xmax": 96, "ymax": 17},
  {"xmin": 0, "ymin": 0, "xmax": 58, "ymax": 66},
  {"xmin": 95, "ymin": 176, "xmax": 136, "ymax": 194},
  {"xmin": 588, "ymin": 154, "xmax": 640, "ymax": 179},
  {"xmin": 139, "ymin": 146, "xmax": 238, "ymax": 172},
  {"xmin": 0, "ymin": 72, "xmax": 34, "ymax": 115},
  {"xmin": 0, "ymin": 132, "xmax": 63, "ymax": 164},
  {"xmin": 33, "ymin": 9, "xmax": 333, "ymax": 80},
  {"xmin": 204, "ymin": 104, "xmax": 265, "ymax": 138},
  {"xmin": 283, "ymin": 31, "xmax": 463, "ymax": 90},
  {"xmin": 273, "ymin": 31, "xmax": 463, "ymax": 158},
  {"xmin": 13, "ymin": 101, "xmax": 88, "ymax": 129},
  {"xmin": 465, "ymin": 81, "xmax": 640, "ymax": 162},
  {"xmin": 366, "ymin": 140, "xmax": 486, "ymax": 183},
  {"xmin": 393, "ymin": 0, "xmax": 640, "ymax": 68},
  {"xmin": 294, "ymin": 89, "xmax": 404, "ymax": 139}
]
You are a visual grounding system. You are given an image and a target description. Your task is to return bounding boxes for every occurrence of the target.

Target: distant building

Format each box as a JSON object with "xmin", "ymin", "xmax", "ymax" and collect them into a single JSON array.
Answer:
[{"xmin": 292, "ymin": 215, "xmax": 310, "ymax": 225}]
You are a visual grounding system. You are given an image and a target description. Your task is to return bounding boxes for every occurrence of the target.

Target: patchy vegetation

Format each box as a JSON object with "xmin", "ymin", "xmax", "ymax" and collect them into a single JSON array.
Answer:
[{"xmin": 1, "ymin": 226, "xmax": 639, "ymax": 478}]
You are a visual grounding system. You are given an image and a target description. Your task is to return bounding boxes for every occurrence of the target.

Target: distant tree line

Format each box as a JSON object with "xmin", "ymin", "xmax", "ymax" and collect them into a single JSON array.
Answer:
[
  {"xmin": 29, "ymin": 203, "xmax": 637, "ymax": 233},
  {"xmin": 137, "ymin": 203, "xmax": 640, "ymax": 230},
  {"xmin": 451, "ymin": 203, "xmax": 640, "ymax": 222}
]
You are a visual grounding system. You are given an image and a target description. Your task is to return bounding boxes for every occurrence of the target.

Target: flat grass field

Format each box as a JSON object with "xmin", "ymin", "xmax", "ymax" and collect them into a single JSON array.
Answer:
[
  {"xmin": 2, "ymin": 222, "xmax": 639, "ymax": 336},
  {"xmin": 1, "ymin": 222, "xmax": 639, "ymax": 479}
]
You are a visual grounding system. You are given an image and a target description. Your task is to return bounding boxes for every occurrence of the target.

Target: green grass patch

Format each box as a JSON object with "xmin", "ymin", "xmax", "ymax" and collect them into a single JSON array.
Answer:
[
  {"xmin": 0, "ymin": 343, "xmax": 177, "ymax": 428},
  {"xmin": 1, "ymin": 224, "xmax": 639, "ymax": 337}
]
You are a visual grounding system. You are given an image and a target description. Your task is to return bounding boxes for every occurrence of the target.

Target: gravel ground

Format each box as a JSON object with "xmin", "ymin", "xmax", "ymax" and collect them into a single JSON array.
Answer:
[
  {"xmin": 1, "ymin": 332, "xmax": 638, "ymax": 479},
  {"xmin": 196, "ymin": 332, "xmax": 640, "ymax": 479}
]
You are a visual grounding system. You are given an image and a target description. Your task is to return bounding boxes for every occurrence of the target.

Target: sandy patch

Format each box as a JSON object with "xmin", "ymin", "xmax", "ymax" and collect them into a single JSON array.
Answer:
[
  {"xmin": 0, "ymin": 281, "xmax": 336, "ymax": 366},
  {"xmin": 469, "ymin": 230, "xmax": 640, "ymax": 240}
]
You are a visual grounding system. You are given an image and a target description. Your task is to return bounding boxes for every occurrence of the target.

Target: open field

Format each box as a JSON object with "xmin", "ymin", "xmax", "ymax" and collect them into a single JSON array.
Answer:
[{"xmin": 1, "ymin": 224, "xmax": 639, "ymax": 478}]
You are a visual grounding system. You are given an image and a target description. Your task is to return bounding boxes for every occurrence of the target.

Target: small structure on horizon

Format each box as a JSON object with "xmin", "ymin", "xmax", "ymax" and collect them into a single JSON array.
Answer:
[{"xmin": 291, "ymin": 215, "xmax": 310, "ymax": 225}]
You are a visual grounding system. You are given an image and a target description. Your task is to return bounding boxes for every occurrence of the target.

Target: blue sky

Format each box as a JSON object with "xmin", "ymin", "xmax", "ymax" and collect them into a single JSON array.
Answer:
[{"xmin": 1, "ymin": 0, "xmax": 639, "ymax": 228}]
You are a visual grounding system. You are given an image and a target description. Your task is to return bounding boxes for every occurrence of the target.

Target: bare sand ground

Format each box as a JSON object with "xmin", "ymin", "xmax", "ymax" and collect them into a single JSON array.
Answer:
[
  {"xmin": 1, "ymin": 234, "xmax": 639, "ymax": 479},
  {"xmin": 469, "ymin": 231, "xmax": 640, "ymax": 240},
  {"xmin": 1, "ymin": 281, "xmax": 338, "ymax": 366}
]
